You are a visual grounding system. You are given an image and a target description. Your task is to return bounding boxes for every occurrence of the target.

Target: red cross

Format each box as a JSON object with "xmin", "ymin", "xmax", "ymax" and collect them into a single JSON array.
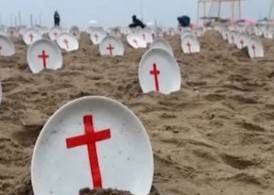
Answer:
[
  {"xmin": 54, "ymin": 32, "xmax": 58, "ymax": 38},
  {"xmin": 231, "ymin": 35, "xmax": 234, "ymax": 43},
  {"xmin": 94, "ymin": 34, "xmax": 98, "ymax": 41},
  {"xmin": 252, "ymin": 44, "xmax": 256, "ymax": 57},
  {"xmin": 240, "ymin": 40, "xmax": 244, "ymax": 48},
  {"xmin": 66, "ymin": 114, "xmax": 111, "ymax": 188},
  {"xmin": 133, "ymin": 39, "xmax": 138, "ymax": 46},
  {"xmin": 63, "ymin": 39, "xmax": 69, "ymax": 49},
  {"xmin": 106, "ymin": 43, "xmax": 114, "ymax": 55},
  {"xmin": 29, "ymin": 33, "xmax": 33, "ymax": 43},
  {"xmin": 37, "ymin": 50, "xmax": 49, "ymax": 69},
  {"xmin": 142, "ymin": 33, "xmax": 146, "ymax": 40},
  {"xmin": 186, "ymin": 42, "xmax": 192, "ymax": 53},
  {"xmin": 150, "ymin": 63, "xmax": 160, "ymax": 92},
  {"xmin": 0, "ymin": 46, "xmax": 2, "ymax": 55}
]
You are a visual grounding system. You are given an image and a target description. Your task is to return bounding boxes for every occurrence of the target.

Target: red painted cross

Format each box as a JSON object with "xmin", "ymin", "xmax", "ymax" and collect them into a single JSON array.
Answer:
[
  {"xmin": 252, "ymin": 44, "xmax": 256, "ymax": 57},
  {"xmin": 186, "ymin": 42, "xmax": 192, "ymax": 53},
  {"xmin": 240, "ymin": 40, "xmax": 244, "ymax": 48},
  {"xmin": 231, "ymin": 35, "xmax": 234, "ymax": 43},
  {"xmin": 0, "ymin": 46, "xmax": 2, "ymax": 55},
  {"xmin": 66, "ymin": 114, "xmax": 111, "ymax": 188},
  {"xmin": 150, "ymin": 63, "xmax": 160, "ymax": 92},
  {"xmin": 142, "ymin": 33, "xmax": 146, "ymax": 41},
  {"xmin": 37, "ymin": 50, "xmax": 49, "ymax": 69},
  {"xmin": 94, "ymin": 34, "xmax": 98, "ymax": 42},
  {"xmin": 106, "ymin": 43, "xmax": 114, "ymax": 55},
  {"xmin": 63, "ymin": 39, "xmax": 69, "ymax": 49},
  {"xmin": 29, "ymin": 33, "xmax": 33, "ymax": 43},
  {"xmin": 133, "ymin": 39, "xmax": 138, "ymax": 46}
]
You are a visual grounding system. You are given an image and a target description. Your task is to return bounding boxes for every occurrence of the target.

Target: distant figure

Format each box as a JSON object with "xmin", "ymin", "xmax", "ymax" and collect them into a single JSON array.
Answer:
[
  {"xmin": 129, "ymin": 15, "xmax": 146, "ymax": 29},
  {"xmin": 54, "ymin": 11, "xmax": 61, "ymax": 27},
  {"xmin": 177, "ymin": 15, "xmax": 191, "ymax": 27}
]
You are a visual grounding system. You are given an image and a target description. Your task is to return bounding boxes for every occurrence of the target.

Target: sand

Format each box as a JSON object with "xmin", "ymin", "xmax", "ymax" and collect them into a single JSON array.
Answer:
[{"xmin": 1, "ymin": 31, "xmax": 274, "ymax": 195}]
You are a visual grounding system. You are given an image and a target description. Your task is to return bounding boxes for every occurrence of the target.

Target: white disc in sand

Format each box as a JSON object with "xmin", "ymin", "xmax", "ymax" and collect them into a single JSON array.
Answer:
[
  {"xmin": 247, "ymin": 36, "xmax": 264, "ymax": 58},
  {"xmin": 23, "ymin": 28, "xmax": 42, "ymax": 45},
  {"xmin": 236, "ymin": 33, "xmax": 248, "ymax": 49},
  {"xmin": 49, "ymin": 27, "xmax": 62, "ymax": 41},
  {"xmin": 99, "ymin": 36, "xmax": 124, "ymax": 56},
  {"xmin": 70, "ymin": 26, "xmax": 81, "ymax": 39},
  {"xmin": 150, "ymin": 38, "xmax": 174, "ymax": 56},
  {"xmin": 0, "ymin": 82, "xmax": 2, "ymax": 105},
  {"xmin": 139, "ymin": 31, "xmax": 153, "ymax": 44},
  {"xmin": 56, "ymin": 32, "xmax": 79, "ymax": 52},
  {"xmin": 7, "ymin": 27, "xmax": 19, "ymax": 38},
  {"xmin": 0, "ymin": 35, "xmax": 15, "ymax": 56},
  {"xmin": 31, "ymin": 96, "xmax": 153, "ymax": 195},
  {"xmin": 138, "ymin": 48, "xmax": 181, "ymax": 94},
  {"xmin": 89, "ymin": 29, "xmax": 107, "ymax": 45},
  {"xmin": 227, "ymin": 32, "xmax": 236, "ymax": 45},
  {"xmin": 263, "ymin": 28, "xmax": 273, "ymax": 39},
  {"xmin": 181, "ymin": 34, "xmax": 200, "ymax": 54},
  {"xmin": 127, "ymin": 33, "xmax": 147, "ymax": 49},
  {"xmin": 27, "ymin": 39, "xmax": 63, "ymax": 74}
]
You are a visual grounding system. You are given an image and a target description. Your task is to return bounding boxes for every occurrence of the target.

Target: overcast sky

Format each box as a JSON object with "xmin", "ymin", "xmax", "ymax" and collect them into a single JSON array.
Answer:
[{"xmin": 0, "ymin": 0, "xmax": 272, "ymax": 28}]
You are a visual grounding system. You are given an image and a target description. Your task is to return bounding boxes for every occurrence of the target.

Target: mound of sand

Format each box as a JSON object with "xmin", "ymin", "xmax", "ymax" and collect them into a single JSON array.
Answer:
[{"xmin": 1, "ymin": 31, "xmax": 274, "ymax": 195}]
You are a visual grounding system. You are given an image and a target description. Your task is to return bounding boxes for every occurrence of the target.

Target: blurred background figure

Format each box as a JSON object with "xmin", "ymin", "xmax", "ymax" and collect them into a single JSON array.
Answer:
[
  {"xmin": 54, "ymin": 11, "xmax": 61, "ymax": 26},
  {"xmin": 177, "ymin": 15, "xmax": 191, "ymax": 27},
  {"xmin": 129, "ymin": 15, "xmax": 146, "ymax": 29}
]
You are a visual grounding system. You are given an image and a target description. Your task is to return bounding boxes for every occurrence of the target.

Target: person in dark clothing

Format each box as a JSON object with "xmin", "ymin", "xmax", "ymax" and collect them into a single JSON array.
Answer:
[
  {"xmin": 177, "ymin": 15, "xmax": 191, "ymax": 27},
  {"xmin": 54, "ymin": 11, "xmax": 61, "ymax": 27},
  {"xmin": 129, "ymin": 15, "xmax": 146, "ymax": 29}
]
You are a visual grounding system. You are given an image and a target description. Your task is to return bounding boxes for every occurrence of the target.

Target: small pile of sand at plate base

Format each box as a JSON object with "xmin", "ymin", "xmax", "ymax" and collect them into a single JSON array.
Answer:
[{"xmin": 79, "ymin": 188, "xmax": 133, "ymax": 195}]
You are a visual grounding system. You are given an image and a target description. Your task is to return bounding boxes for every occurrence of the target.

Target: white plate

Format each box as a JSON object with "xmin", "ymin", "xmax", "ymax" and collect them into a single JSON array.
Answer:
[
  {"xmin": 247, "ymin": 36, "xmax": 264, "ymax": 58},
  {"xmin": 31, "ymin": 96, "xmax": 154, "ymax": 195},
  {"xmin": 181, "ymin": 34, "xmax": 200, "ymax": 54},
  {"xmin": 99, "ymin": 36, "xmax": 124, "ymax": 56},
  {"xmin": 89, "ymin": 29, "xmax": 107, "ymax": 45},
  {"xmin": 138, "ymin": 48, "xmax": 181, "ymax": 94},
  {"xmin": 150, "ymin": 38, "xmax": 174, "ymax": 56},
  {"xmin": 127, "ymin": 33, "xmax": 147, "ymax": 49},
  {"xmin": 49, "ymin": 27, "xmax": 62, "ymax": 41},
  {"xmin": 23, "ymin": 28, "xmax": 42, "ymax": 45},
  {"xmin": 27, "ymin": 39, "xmax": 63, "ymax": 74},
  {"xmin": 0, "ymin": 35, "xmax": 15, "ymax": 56},
  {"xmin": 56, "ymin": 32, "xmax": 79, "ymax": 52}
]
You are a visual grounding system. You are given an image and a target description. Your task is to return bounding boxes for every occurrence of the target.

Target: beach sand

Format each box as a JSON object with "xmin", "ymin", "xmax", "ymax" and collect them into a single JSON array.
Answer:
[{"xmin": 1, "ymin": 31, "xmax": 274, "ymax": 195}]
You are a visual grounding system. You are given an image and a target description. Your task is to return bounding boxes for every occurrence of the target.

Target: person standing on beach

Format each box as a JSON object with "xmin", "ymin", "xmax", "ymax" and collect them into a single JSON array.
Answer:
[
  {"xmin": 129, "ymin": 15, "xmax": 146, "ymax": 29},
  {"xmin": 54, "ymin": 11, "xmax": 61, "ymax": 27}
]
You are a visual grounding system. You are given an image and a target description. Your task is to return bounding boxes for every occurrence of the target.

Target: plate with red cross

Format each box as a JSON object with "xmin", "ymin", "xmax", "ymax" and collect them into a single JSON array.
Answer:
[
  {"xmin": 69, "ymin": 26, "xmax": 81, "ymax": 39},
  {"xmin": 0, "ymin": 35, "xmax": 15, "ymax": 56},
  {"xmin": 49, "ymin": 27, "xmax": 62, "ymax": 41},
  {"xmin": 31, "ymin": 96, "xmax": 153, "ymax": 195},
  {"xmin": 138, "ymin": 48, "xmax": 181, "ymax": 94},
  {"xmin": 127, "ymin": 33, "xmax": 147, "ymax": 49},
  {"xmin": 23, "ymin": 28, "xmax": 42, "ymax": 45},
  {"xmin": 181, "ymin": 34, "xmax": 200, "ymax": 54},
  {"xmin": 7, "ymin": 26, "xmax": 19, "ymax": 38},
  {"xmin": 0, "ymin": 82, "xmax": 2, "ymax": 105},
  {"xmin": 247, "ymin": 36, "xmax": 264, "ymax": 58},
  {"xmin": 27, "ymin": 39, "xmax": 63, "ymax": 74},
  {"xmin": 99, "ymin": 36, "xmax": 124, "ymax": 56},
  {"xmin": 89, "ymin": 29, "xmax": 107, "ymax": 45},
  {"xmin": 236, "ymin": 33, "xmax": 248, "ymax": 49},
  {"xmin": 56, "ymin": 32, "xmax": 79, "ymax": 52}
]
